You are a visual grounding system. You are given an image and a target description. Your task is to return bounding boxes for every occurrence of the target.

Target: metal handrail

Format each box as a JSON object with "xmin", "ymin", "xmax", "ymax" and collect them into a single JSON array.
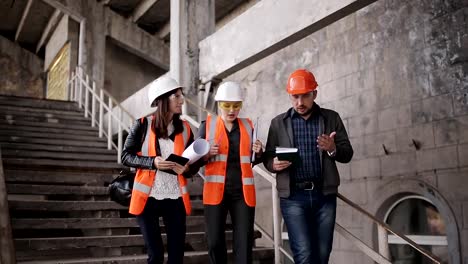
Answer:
[
  {"xmin": 183, "ymin": 98, "xmax": 443, "ymax": 264},
  {"xmin": 67, "ymin": 67, "xmax": 135, "ymax": 163}
]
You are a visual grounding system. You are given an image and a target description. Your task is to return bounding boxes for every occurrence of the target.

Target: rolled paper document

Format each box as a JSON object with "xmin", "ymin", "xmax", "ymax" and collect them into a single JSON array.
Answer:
[{"xmin": 182, "ymin": 138, "xmax": 210, "ymax": 164}]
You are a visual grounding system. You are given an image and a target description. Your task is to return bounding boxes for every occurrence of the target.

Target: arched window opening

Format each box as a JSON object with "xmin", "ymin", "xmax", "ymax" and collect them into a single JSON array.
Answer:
[{"xmin": 384, "ymin": 195, "xmax": 448, "ymax": 264}]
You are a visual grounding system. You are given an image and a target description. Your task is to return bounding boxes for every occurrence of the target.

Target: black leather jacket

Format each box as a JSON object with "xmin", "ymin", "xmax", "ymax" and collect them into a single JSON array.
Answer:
[{"xmin": 121, "ymin": 117, "xmax": 198, "ymax": 178}]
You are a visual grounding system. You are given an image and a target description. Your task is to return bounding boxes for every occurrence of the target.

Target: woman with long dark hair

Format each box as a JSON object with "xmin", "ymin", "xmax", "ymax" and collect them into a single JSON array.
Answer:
[{"xmin": 121, "ymin": 76, "xmax": 197, "ymax": 264}]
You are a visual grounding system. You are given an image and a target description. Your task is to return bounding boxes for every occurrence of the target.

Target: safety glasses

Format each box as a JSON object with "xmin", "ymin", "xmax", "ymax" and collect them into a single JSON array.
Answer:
[
  {"xmin": 169, "ymin": 93, "xmax": 185, "ymax": 101},
  {"xmin": 218, "ymin": 101, "xmax": 243, "ymax": 111}
]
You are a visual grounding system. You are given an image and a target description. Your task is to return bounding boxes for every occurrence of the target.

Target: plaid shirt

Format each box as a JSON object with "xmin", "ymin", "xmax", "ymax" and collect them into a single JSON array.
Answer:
[{"xmin": 291, "ymin": 109, "xmax": 322, "ymax": 182}]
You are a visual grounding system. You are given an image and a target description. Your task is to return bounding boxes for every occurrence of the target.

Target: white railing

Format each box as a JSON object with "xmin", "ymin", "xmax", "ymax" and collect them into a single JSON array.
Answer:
[
  {"xmin": 182, "ymin": 97, "xmax": 442, "ymax": 264},
  {"xmin": 67, "ymin": 67, "xmax": 135, "ymax": 163}
]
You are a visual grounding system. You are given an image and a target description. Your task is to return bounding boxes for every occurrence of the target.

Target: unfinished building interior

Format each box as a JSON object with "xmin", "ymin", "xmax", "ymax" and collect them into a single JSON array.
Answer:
[{"xmin": 0, "ymin": 0, "xmax": 467, "ymax": 263}]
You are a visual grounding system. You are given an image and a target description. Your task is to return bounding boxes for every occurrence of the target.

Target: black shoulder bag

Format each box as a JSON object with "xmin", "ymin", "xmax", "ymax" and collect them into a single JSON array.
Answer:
[{"xmin": 109, "ymin": 118, "xmax": 147, "ymax": 206}]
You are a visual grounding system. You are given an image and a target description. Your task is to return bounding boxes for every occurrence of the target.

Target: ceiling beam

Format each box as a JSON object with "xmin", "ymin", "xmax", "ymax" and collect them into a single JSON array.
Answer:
[
  {"xmin": 40, "ymin": 0, "xmax": 83, "ymax": 21},
  {"xmin": 132, "ymin": 0, "xmax": 159, "ymax": 23},
  {"xmin": 36, "ymin": 9, "xmax": 62, "ymax": 53},
  {"xmin": 15, "ymin": 0, "xmax": 34, "ymax": 42},
  {"xmin": 157, "ymin": 21, "xmax": 170, "ymax": 39}
]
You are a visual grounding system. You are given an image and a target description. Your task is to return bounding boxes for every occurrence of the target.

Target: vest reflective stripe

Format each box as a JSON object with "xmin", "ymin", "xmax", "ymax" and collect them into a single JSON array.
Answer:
[
  {"xmin": 205, "ymin": 175, "xmax": 226, "ymax": 183},
  {"xmin": 141, "ymin": 116, "xmax": 152, "ymax": 156},
  {"xmin": 239, "ymin": 117, "xmax": 253, "ymax": 145},
  {"xmin": 242, "ymin": 177, "xmax": 255, "ymax": 185},
  {"xmin": 133, "ymin": 181, "xmax": 151, "ymax": 194},
  {"xmin": 129, "ymin": 116, "xmax": 192, "ymax": 216},
  {"xmin": 182, "ymin": 123, "xmax": 189, "ymax": 146},
  {"xmin": 207, "ymin": 114, "xmax": 218, "ymax": 143},
  {"xmin": 240, "ymin": 155, "xmax": 251, "ymax": 164},
  {"xmin": 211, "ymin": 154, "xmax": 228, "ymax": 162},
  {"xmin": 203, "ymin": 115, "xmax": 256, "ymax": 206}
]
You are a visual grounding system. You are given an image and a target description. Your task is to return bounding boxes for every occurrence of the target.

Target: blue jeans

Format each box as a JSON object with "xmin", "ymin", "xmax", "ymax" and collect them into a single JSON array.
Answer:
[{"xmin": 280, "ymin": 190, "xmax": 337, "ymax": 264}]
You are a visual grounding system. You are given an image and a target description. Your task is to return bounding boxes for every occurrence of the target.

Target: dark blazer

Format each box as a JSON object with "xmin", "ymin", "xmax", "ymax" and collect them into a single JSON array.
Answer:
[{"xmin": 263, "ymin": 104, "xmax": 353, "ymax": 197}]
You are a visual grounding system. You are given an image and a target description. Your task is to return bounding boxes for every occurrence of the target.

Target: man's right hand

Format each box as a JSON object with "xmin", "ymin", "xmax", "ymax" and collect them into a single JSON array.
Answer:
[{"xmin": 273, "ymin": 157, "xmax": 291, "ymax": 171}]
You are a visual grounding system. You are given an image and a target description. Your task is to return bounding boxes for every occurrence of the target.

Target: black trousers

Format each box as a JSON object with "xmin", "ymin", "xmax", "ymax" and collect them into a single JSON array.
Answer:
[
  {"xmin": 136, "ymin": 197, "xmax": 186, "ymax": 264},
  {"xmin": 204, "ymin": 190, "xmax": 255, "ymax": 264}
]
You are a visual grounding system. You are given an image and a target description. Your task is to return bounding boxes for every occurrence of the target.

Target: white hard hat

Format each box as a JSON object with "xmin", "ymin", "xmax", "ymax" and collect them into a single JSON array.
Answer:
[
  {"xmin": 214, "ymin": 81, "xmax": 243, "ymax": 102},
  {"xmin": 147, "ymin": 76, "xmax": 183, "ymax": 107}
]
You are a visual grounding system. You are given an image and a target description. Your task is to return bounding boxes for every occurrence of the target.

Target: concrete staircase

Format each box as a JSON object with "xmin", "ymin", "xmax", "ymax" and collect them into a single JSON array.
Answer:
[{"xmin": 0, "ymin": 95, "xmax": 273, "ymax": 263}]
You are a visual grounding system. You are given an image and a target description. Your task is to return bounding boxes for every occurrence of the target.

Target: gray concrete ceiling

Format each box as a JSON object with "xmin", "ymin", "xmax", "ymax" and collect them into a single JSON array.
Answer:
[
  {"xmin": 103, "ymin": 0, "xmax": 249, "ymax": 36},
  {"xmin": 0, "ymin": 0, "xmax": 249, "ymax": 57},
  {"xmin": 0, "ymin": 0, "xmax": 29, "ymax": 38}
]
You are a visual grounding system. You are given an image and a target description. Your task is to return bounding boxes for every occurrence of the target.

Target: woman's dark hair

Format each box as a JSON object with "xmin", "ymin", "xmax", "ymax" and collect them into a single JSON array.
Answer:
[{"xmin": 152, "ymin": 88, "xmax": 183, "ymax": 139}]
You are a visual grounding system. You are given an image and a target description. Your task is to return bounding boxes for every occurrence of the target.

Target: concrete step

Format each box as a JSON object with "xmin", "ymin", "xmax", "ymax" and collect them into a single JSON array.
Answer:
[
  {"xmin": 8, "ymin": 200, "xmax": 204, "ymax": 212},
  {"xmin": 1, "ymin": 124, "xmax": 100, "ymax": 136},
  {"xmin": 0, "ymin": 114, "xmax": 92, "ymax": 126},
  {"xmin": 0, "ymin": 135, "xmax": 108, "ymax": 148},
  {"xmin": 0, "ymin": 95, "xmax": 80, "ymax": 112},
  {"xmin": 0, "ymin": 129, "xmax": 107, "ymax": 142},
  {"xmin": 7, "ymin": 184, "xmax": 109, "ymax": 196},
  {"xmin": 13, "ymin": 233, "xmax": 195, "ymax": 250},
  {"xmin": 4, "ymin": 169, "xmax": 116, "ymax": 186},
  {"xmin": 16, "ymin": 248, "xmax": 274, "ymax": 264},
  {"xmin": 8, "ymin": 200, "xmax": 127, "ymax": 211},
  {"xmin": 13, "ymin": 230, "xmax": 259, "ymax": 252},
  {"xmin": 3, "ymin": 158, "xmax": 123, "ymax": 171},
  {"xmin": 0, "ymin": 142, "xmax": 116, "ymax": 155},
  {"xmin": 0, "ymin": 104, "xmax": 84, "ymax": 117},
  {"xmin": 11, "ymin": 218, "xmax": 137, "ymax": 230},
  {"xmin": 0, "ymin": 108, "xmax": 91, "ymax": 123},
  {"xmin": 0, "ymin": 119, "xmax": 99, "ymax": 132},
  {"xmin": 2, "ymin": 149, "xmax": 117, "ymax": 162},
  {"xmin": 11, "ymin": 216, "xmax": 227, "ymax": 231}
]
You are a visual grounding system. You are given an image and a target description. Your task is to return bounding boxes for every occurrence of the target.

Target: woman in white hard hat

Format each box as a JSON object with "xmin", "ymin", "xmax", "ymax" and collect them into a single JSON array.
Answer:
[
  {"xmin": 121, "ymin": 76, "xmax": 198, "ymax": 264},
  {"xmin": 197, "ymin": 81, "xmax": 263, "ymax": 264}
]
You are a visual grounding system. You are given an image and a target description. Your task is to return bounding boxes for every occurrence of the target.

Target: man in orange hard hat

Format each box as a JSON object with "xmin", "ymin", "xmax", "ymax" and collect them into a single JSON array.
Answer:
[{"xmin": 263, "ymin": 69, "xmax": 353, "ymax": 264}]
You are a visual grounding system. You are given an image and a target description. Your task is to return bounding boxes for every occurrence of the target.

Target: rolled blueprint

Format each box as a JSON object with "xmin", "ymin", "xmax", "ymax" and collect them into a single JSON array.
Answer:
[{"xmin": 182, "ymin": 138, "xmax": 210, "ymax": 164}]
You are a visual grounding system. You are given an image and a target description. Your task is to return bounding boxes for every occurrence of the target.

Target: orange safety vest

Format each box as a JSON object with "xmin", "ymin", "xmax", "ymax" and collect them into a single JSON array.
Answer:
[
  {"xmin": 204, "ymin": 115, "xmax": 256, "ymax": 207},
  {"xmin": 129, "ymin": 115, "xmax": 192, "ymax": 215}
]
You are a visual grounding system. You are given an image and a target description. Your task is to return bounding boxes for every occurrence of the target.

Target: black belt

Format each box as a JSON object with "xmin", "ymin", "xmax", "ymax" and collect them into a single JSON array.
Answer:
[{"xmin": 294, "ymin": 181, "xmax": 320, "ymax": 190}]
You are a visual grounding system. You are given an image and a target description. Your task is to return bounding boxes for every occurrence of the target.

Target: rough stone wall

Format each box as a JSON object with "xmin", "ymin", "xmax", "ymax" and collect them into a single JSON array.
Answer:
[
  {"xmin": 227, "ymin": 0, "xmax": 468, "ymax": 262},
  {"xmin": 0, "ymin": 35, "xmax": 44, "ymax": 98}
]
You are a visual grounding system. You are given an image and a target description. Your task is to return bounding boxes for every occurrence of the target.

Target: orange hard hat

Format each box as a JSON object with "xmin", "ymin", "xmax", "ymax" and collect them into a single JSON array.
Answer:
[{"xmin": 286, "ymin": 69, "xmax": 318, "ymax": 95}]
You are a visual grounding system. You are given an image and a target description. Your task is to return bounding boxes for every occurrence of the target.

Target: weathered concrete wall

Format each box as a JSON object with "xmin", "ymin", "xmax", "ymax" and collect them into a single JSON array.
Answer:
[
  {"xmin": 225, "ymin": 0, "xmax": 468, "ymax": 262},
  {"xmin": 44, "ymin": 15, "xmax": 68, "ymax": 70},
  {"xmin": 0, "ymin": 35, "xmax": 44, "ymax": 98},
  {"xmin": 104, "ymin": 38, "xmax": 166, "ymax": 103},
  {"xmin": 199, "ymin": 0, "xmax": 378, "ymax": 83}
]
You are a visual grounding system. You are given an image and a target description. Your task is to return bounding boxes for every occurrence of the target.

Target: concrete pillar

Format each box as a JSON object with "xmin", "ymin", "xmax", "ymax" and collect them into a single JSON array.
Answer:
[
  {"xmin": 170, "ymin": 0, "xmax": 215, "ymax": 115},
  {"xmin": 0, "ymin": 149, "xmax": 16, "ymax": 264}
]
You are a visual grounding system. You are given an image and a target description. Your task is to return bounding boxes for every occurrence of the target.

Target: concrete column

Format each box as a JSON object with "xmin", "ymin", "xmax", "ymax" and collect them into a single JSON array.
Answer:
[
  {"xmin": 0, "ymin": 149, "xmax": 16, "ymax": 264},
  {"xmin": 78, "ymin": 20, "xmax": 86, "ymax": 68},
  {"xmin": 170, "ymin": 0, "xmax": 215, "ymax": 115}
]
